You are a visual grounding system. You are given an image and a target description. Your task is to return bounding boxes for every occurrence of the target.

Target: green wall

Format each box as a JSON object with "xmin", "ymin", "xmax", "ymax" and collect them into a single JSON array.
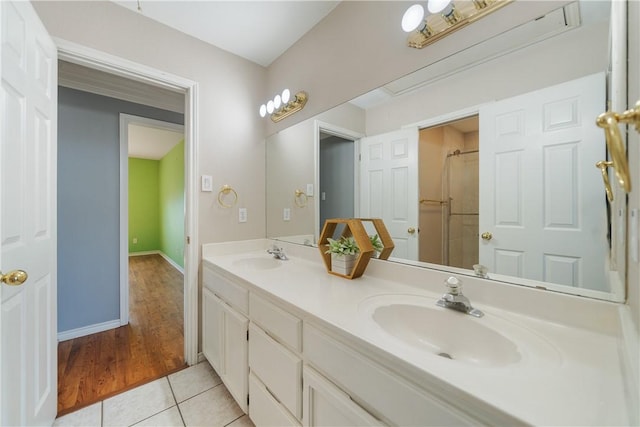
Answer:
[
  {"xmin": 129, "ymin": 158, "xmax": 160, "ymax": 252},
  {"xmin": 129, "ymin": 140, "xmax": 184, "ymax": 268},
  {"xmin": 159, "ymin": 140, "xmax": 185, "ymax": 268}
]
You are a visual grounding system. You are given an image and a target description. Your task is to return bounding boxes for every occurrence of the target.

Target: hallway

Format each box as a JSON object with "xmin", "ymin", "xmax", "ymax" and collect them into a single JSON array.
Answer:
[{"xmin": 57, "ymin": 254, "xmax": 186, "ymax": 415}]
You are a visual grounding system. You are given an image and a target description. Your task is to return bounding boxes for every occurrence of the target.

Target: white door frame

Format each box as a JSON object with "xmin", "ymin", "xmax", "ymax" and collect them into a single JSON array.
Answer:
[
  {"xmin": 119, "ymin": 114, "xmax": 185, "ymax": 325},
  {"xmin": 56, "ymin": 38, "xmax": 199, "ymax": 366},
  {"xmin": 313, "ymin": 121, "xmax": 363, "ymax": 242}
]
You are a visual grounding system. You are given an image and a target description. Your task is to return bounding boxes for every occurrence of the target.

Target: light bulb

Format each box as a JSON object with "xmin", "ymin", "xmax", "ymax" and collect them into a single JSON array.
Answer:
[
  {"xmin": 274, "ymin": 94, "xmax": 282, "ymax": 109},
  {"xmin": 259, "ymin": 104, "xmax": 267, "ymax": 118},
  {"xmin": 427, "ymin": 0, "xmax": 452, "ymax": 14},
  {"xmin": 401, "ymin": 4, "xmax": 425, "ymax": 32},
  {"xmin": 281, "ymin": 89, "xmax": 291, "ymax": 104},
  {"xmin": 267, "ymin": 100, "xmax": 274, "ymax": 114}
]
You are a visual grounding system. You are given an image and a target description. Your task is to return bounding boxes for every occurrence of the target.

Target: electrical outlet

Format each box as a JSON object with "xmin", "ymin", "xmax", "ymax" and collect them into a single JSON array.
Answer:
[
  {"xmin": 306, "ymin": 183, "xmax": 314, "ymax": 196},
  {"xmin": 239, "ymin": 207, "xmax": 247, "ymax": 223},
  {"xmin": 283, "ymin": 208, "xmax": 291, "ymax": 221},
  {"xmin": 321, "ymin": 191, "xmax": 326, "ymax": 201}
]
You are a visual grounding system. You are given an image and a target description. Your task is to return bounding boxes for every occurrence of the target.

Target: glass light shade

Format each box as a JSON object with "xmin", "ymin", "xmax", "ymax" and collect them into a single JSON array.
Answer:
[
  {"xmin": 267, "ymin": 100, "xmax": 274, "ymax": 114},
  {"xmin": 274, "ymin": 94, "xmax": 282, "ymax": 109},
  {"xmin": 427, "ymin": 0, "xmax": 453, "ymax": 14},
  {"xmin": 401, "ymin": 4, "xmax": 425, "ymax": 32},
  {"xmin": 281, "ymin": 89, "xmax": 291, "ymax": 104},
  {"xmin": 259, "ymin": 104, "xmax": 267, "ymax": 118}
]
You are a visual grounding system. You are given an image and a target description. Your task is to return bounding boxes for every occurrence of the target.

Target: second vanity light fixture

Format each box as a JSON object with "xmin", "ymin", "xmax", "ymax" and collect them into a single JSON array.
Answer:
[
  {"xmin": 259, "ymin": 89, "xmax": 308, "ymax": 123},
  {"xmin": 402, "ymin": 0, "xmax": 511, "ymax": 49}
]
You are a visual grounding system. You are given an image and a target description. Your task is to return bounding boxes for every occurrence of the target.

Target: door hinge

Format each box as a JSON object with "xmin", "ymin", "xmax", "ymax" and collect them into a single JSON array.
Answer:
[
  {"xmin": 247, "ymin": 394, "xmax": 250, "ymax": 406},
  {"xmin": 247, "ymin": 330, "xmax": 249, "ymax": 341},
  {"xmin": 186, "ymin": 236, "xmax": 191, "ymax": 244}
]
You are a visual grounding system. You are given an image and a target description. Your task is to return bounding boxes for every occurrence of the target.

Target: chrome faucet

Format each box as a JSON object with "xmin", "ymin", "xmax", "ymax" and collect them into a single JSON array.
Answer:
[
  {"xmin": 267, "ymin": 245, "xmax": 288, "ymax": 260},
  {"xmin": 436, "ymin": 276, "xmax": 484, "ymax": 318}
]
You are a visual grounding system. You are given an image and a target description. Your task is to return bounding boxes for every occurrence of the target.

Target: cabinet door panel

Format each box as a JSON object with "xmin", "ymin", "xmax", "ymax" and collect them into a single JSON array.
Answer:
[
  {"xmin": 249, "ymin": 323, "xmax": 302, "ymax": 419},
  {"xmin": 249, "ymin": 373, "xmax": 301, "ymax": 427},
  {"xmin": 303, "ymin": 367, "xmax": 382, "ymax": 427},
  {"xmin": 202, "ymin": 288, "xmax": 223, "ymax": 374},
  {"xmin": 224, "ymin": 303, "xmax": 249, "ymax": 413},
  {"xmin": 250, "ymin": 293, "xmax": 302, "ymax": 351}
]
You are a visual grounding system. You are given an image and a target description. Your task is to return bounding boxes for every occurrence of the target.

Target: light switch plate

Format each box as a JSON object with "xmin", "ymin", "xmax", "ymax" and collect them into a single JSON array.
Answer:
[
  {"xmin": 201, "ymin": 175, "xmax": 213, "ymax": 192},
  {"xmin": 306, "ymin": 183, "xmax": 314, "ymax": 196},
  {"xmin": 283, "ymin": 208, "xmax": 291, "ymax": 221},
  {"xmin": 239, "ymin": 207, "xmax": 247, "ymax": 223}
]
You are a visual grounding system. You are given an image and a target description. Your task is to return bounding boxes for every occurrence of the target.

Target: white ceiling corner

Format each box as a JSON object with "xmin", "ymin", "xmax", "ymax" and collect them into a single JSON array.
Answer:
[
  {"xmin": 111, "ymin": 1, "xmax": 340, "ymax": 67},
  {"xmin": 128, "ymin": 124, "xmax": 184, "ymax": 160}
]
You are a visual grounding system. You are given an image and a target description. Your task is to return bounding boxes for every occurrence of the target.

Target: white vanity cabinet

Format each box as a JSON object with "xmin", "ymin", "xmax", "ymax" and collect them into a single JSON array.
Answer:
[
  {"xmin": 202, "ymin": 267, "xmax": 249, "ymax": 413},
  {"xmin": 248, "ymin": 293, "xmax": 303, "ymax": 426}
]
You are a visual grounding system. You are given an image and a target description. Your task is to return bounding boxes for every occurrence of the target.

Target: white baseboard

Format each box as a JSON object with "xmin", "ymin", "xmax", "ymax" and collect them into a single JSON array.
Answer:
[
  {"xmin": 159, "ymin": 252, "xmax": 184, "ymax": 274},
  {"xmin": 129, "ymin": 250, "xmax": 184, "ymax": 274},
  {"xmin": 58, "ymin": 319, "xmax": 121, "ymax": 342},
  {"xmin": 129, "ymin": 250, "xmax": 161, "ymax": 256},
  {"xmin": 197, "ymin": 352, "xmax": 207, "ymax": 364}
]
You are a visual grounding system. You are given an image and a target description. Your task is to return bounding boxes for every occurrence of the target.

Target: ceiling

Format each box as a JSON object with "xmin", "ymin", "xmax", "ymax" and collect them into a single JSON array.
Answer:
[
  {"xmin": 128, "ymin": 124, "xmax": 184, "ymax": 160},
  {"xmin": 112, "ymin": 1, "xmax": 340, "ymax": 67}
]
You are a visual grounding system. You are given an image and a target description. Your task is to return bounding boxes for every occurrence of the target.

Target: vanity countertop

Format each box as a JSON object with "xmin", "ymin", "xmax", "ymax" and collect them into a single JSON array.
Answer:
[{"xmin": 202, "ymin": 239, "xmax": 633, "ymax": 426}]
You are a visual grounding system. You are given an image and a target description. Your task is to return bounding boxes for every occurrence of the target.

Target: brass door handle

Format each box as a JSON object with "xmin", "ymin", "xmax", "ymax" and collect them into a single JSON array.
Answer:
[
  {"xmin": 407, "ymin": 227, "xmax": 416, "ymax": 235},
  {"xmin": 595, "ymin": 101, "xmax": 640, "ymax": 194},
  {"xmin": 481, "ymin": 232, "xmax": 492, "ymax": 241},
  {"xmin": 1, "ymin": 270, "xmax": 28, "ymax": 286},
  {"xmin": 596, "ymin": 160, "xmax": 614, "ymax": 202}
]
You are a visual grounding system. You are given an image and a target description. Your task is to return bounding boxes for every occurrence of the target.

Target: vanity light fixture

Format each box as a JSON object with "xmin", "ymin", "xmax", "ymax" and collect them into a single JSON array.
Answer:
[
  {"xmin": 259, "ymin": 89, "xmax": 309, "ymax": 123},
  {"xmin": 402, "ymin": 0, "xmax": 512, "ymax": 49}
]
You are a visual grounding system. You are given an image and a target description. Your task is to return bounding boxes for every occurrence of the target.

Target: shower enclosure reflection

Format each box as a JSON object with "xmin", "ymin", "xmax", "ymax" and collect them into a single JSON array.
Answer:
[{"xmin": 418, "ymin": 117, "xmax": 479, "ymax": 270}]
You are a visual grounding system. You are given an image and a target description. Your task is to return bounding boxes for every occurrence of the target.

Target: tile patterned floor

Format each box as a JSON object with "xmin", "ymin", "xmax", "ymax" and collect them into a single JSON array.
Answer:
[{"xmin": 54, "ymin": 361, "xmax": 254, "ymax": 427}]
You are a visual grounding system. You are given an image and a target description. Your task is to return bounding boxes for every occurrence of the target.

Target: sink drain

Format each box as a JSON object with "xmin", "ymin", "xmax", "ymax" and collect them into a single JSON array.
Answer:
[{"xmin": 437, "ymin": 352, "xmax": 453, "ymax": 360}]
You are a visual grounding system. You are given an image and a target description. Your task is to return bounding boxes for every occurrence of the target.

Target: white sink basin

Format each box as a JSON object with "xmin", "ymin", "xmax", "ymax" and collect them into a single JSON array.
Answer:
[
  {"xmin": 359, "ymin": 294, "xmax": 559, "ymax": 368},
  {"xmin": 232, "ymin": 256, "xmax": 282, "ymax": 270}
]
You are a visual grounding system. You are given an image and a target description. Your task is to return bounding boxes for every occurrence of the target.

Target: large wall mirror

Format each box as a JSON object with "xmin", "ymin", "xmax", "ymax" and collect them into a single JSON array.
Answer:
[{"xmin": 266, "ymin": 0, "xmax": 626, "ymax": 302}]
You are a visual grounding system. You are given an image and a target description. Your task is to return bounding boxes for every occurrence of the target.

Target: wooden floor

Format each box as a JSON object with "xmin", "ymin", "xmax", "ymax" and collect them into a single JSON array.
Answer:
[{"xmin": 57, "ymin": 254, "xmax": 186, "ymax": 416}]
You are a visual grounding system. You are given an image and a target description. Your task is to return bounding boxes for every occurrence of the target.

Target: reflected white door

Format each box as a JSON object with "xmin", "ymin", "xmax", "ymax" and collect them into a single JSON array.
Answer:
[
  {"xmin": 1, "ymin": 1, "xmax": 58, "ymax": 425},
  {"xmin": 479, "ymin": 73, "xmax": 606, "ymax": 289},
  {"xmin": 360, "ymin": 128, "xmax": 419, "ymax": 260}
]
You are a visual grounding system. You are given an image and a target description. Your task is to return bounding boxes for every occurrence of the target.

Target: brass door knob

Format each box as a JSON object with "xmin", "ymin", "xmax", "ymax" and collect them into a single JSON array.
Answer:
[
  {"xmin": 481, "ymin": 232, "xmax": 493, "ymax": 241},
  {"xmin": 407, "ymin": 227, "xmax": 416, "ymax": 235},
  {"xmin": 1, "ymin": 270, "xmax": 28, "ymax": 286}
]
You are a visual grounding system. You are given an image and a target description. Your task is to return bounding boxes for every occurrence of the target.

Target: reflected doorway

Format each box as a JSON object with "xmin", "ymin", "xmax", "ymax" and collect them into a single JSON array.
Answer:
[
  {"xmin": 319, "ymin": 131, "xmax": 357, "ymax": 234},
  {"xmin": 419, "ymin": 116, "xmax": 479, "ymax": 269}
]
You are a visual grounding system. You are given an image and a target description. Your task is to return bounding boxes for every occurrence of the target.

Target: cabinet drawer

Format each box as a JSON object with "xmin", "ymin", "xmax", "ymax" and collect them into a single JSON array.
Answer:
[
  {"xmin": 203, "ymin": 266, "xmax": 248, "ymax": 314},
  {"xmin": 304, "ymin": 324, "xmax": 474, "ymax": 426},
  {"xmin": 249, "ymin": 323, "xmax": 302, "ymax": 420},
  {"xmin": 249, "ymin": 373, "xmax": 301, "ymax": 427},
  {"xmin": 250, "ymin": 293, "xmax": 301, "ymax": 351}
]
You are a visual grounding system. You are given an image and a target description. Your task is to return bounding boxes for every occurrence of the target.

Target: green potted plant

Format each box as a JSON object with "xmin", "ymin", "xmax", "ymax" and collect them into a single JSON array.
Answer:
[
  {"xmin": 325, "ymin": 236, "xmax": 360, "ymax": 275},
  {"xmin": 369, "ymin": 234, "xmax": 384, "ymax": 258}
]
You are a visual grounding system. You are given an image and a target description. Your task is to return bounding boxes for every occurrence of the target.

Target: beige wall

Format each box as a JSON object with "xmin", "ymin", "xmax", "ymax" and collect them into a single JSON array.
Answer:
[
  {"xmin": 265, "ymin": 1, "xmax": 572, "ymax": 136},
  {"xmin": 33, "ymin": 1, "xmax": 267, "ymax": 246},
  {"xmin": 266, "ymin": 103, "xmax": 365, "ymax": 240}
]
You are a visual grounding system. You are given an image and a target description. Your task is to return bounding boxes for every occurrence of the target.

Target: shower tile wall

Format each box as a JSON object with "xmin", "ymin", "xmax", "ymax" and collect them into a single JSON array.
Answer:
[
  {"xmin": 444, "ymin": 127, "xmax": 465, "ymax": 268},
  {"xmin": 418, "ymin": 125, "xmax": 479, "ymax": 269}
]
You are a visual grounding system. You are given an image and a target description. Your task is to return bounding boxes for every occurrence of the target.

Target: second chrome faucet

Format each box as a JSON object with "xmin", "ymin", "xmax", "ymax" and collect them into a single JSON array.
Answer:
[{"xmin": 436, "ymin": 276, "xmax": 484, "ymax": 318}]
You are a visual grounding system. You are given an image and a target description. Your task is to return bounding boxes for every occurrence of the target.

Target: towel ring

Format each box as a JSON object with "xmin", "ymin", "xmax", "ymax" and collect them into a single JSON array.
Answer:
[
  {"xmin": 294, "ymin": 189, "xmax": 308, "ymax": 207},
  {"xmin": 218, "ymin": 185, "xmax": 238, "ymax": 208}
]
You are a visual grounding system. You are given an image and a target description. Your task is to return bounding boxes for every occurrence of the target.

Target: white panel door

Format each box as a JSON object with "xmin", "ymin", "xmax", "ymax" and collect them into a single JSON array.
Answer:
[
  {"xmin": 479, "ymin": 73, "xmax": 606, "ymax": 290},
  {"xmin": 360, "ymin": 128, "xmax": 419, "ymax": 260},
  {"xmin": 1, "ymin": 1, "xmax": 57, "ymax": 425}
]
